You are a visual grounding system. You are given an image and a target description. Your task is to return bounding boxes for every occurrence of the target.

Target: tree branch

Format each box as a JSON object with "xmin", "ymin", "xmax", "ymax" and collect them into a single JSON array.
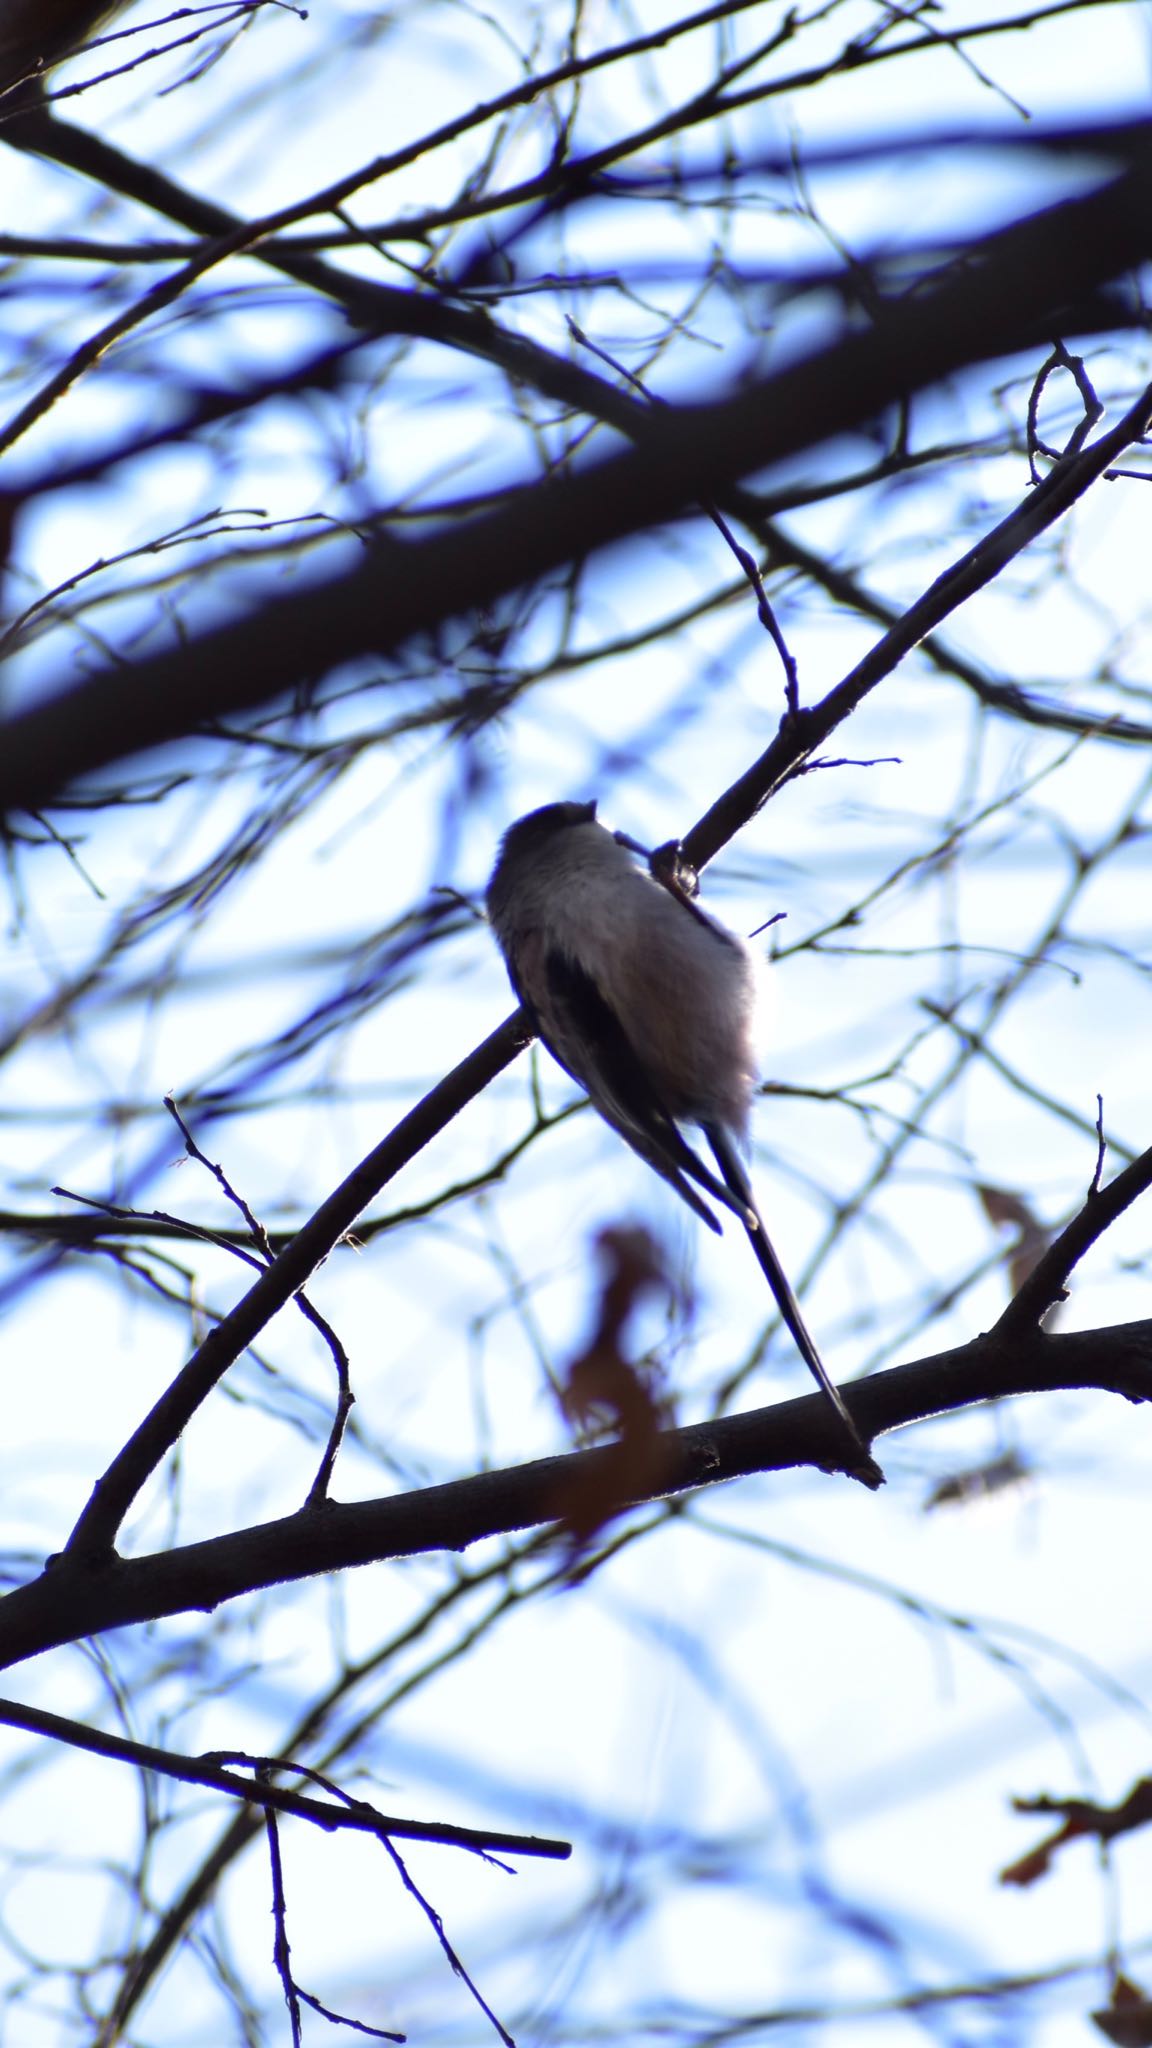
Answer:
[
  {"xmin": 1, "ymin": 1313, "xmax": 1148, "ymax": 1672},
  {"xmin": 2, "ymin": 161, "xmax": 1152, "ymax": 813},
  {"xmin": 61, "ymin": 1015, "xmax": 528, "ymax": 1559},
  {"xmin": 683, "ymin": 374, "xmax": 1152, "ymax": 864},
  {"xmin": 0, "ymin": 1696, "xmax": 570, "ymax": 1859},
  {"xmin": 995, "ymin": 1138, "xmax": 1152, "ymax": 1337}
]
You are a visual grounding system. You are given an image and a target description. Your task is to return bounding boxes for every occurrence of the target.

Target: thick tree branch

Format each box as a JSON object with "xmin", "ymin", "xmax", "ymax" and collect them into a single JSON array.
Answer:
[
  {"xmin": 0, "ymin": 1315, "xmax": 1147, "ymax": 1673},
  {"xmin": 2, "ymin": 163, "xmax": 1152, "ymax": 814}
]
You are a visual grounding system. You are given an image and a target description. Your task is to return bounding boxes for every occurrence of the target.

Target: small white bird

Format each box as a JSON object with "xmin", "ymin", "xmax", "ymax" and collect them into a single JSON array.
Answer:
[{"xmin": 487, "ymin": 800, "xmax": 883, "ymax": 1488}]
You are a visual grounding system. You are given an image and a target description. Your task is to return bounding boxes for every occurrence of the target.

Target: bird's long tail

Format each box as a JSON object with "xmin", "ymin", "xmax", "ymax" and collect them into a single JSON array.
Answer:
[{"xmin": 704, "ymin": 1124, "xmax": 884, "ymax": 1491}]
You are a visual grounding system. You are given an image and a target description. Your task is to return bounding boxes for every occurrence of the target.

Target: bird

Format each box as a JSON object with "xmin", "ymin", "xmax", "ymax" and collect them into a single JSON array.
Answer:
[{"xmin": 486, "ymin": 799, "xmax": 883, "ymax": 1489}]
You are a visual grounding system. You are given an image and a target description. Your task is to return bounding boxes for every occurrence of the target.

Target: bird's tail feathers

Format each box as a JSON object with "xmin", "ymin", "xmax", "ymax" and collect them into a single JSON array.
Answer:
[{"xmin": 704, "ymin": 1123, "xmax": 884, "ymax": 1491}]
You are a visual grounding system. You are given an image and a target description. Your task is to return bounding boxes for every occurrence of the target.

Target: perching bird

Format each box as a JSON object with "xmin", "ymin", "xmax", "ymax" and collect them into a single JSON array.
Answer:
[{"xmin": 486, "ymin": 800, "xmax": 883, "ymax": 1489}]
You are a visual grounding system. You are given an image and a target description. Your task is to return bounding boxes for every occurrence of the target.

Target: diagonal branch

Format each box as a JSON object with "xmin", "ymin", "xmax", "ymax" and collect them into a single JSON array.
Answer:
[
  {"xmin": 994, "ymin": 1139, "xmax": 1152, "ymax": 1338},
  {"xmin": 61, "ymin": 1015, "xmax": 528, "ymax": 1559},
  {"xmin": 684, "ymin": 375, "xmax": 1152, "ymax": 864}
]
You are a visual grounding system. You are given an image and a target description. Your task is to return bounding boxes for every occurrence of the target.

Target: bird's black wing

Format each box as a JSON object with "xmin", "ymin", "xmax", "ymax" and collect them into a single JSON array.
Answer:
[{"xmin": 539, "ymin": 947, "xmax": 751, "ymax": 1231}]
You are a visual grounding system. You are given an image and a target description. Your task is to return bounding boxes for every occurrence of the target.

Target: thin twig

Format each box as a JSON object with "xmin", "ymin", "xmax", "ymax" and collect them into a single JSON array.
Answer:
[
  {"xmin": 995, "ymin": 1140, "xmax": 1152, "ymax": 1337},
  {"xmin": 1091, "ymin": 1094, "xmax": 1107, "ymax": 1197},
  {"xmin": 567, "ymin": 315, "xmax": 800, "ymax": 709},
  {"xmin": 163, "ymin": 1095, "xmax": 356, "ymax": 1504},
  {"xmin": 264, "ymin": 1784, "xmax": 303, "ymax": 2047},
  {"xmin": 381, "ymin": 1837, "xmax": 514, "ymax": 2047}
]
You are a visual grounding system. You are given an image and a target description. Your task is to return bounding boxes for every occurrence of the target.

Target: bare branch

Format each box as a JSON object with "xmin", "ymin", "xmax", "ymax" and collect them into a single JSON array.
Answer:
[
  {"xmin": 0, "ymin": 1697, "xmax": 571, "ymax": 1859},
  {"xmin": 1, "ymin": 1310, "xmax": 1148, "ymax": 1671},
  {"xmin": 2, "ymin": 164, "xmax": 1151, "ymax": 815}
]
